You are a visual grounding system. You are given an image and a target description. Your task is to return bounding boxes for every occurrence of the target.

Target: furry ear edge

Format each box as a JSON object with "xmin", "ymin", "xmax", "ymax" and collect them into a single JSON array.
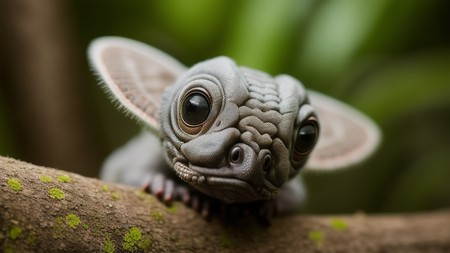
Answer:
[{"xmin": 88, "ymin": 36, "xmax": 186, "ymax": 134}]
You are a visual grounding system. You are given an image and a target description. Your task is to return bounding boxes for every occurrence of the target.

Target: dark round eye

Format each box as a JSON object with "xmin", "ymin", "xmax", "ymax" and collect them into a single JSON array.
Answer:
[
  {"xmin": 294, "ymin": 122, "xmax": 318, "ymax": 155},
  {"xmin": 181, "ymin": 92, "xmax": 210, "ymax": 126}
]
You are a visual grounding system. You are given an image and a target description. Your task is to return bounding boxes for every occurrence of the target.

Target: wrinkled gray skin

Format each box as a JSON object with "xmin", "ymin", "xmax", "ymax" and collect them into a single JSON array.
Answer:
[{"xmin": 102, "ymin": 57, "xmax": 316, "ymax": 215}]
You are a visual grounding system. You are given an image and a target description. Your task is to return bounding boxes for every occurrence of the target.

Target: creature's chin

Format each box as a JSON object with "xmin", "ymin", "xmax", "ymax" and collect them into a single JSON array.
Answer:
[
  {"xmin": 173, "ymin": 162, "xmax": 279, "ymax": 203},
  {"xmin": 195, "ymin": 177, "xmax": 258, "ymax": 203}
]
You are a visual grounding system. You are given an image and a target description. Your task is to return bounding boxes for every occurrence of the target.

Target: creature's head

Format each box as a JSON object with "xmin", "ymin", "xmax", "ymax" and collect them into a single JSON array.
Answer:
[
  {"xmin": 159, "ymin": 57, "xmax": 318, "ymax": 202},
  {"xmin": 89, "ymin": 37, "xmax": 381, "ymax": 203}
]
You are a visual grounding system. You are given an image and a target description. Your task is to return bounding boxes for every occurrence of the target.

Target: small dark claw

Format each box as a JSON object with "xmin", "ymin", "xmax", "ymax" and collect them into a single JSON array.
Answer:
[
  {"xmin": 180, "ymin": 191, "xmax": 215, "ymax": 221},
  {"xmin": 191, "ymin": 194, "xmax": 200, "ymax": 211},
  {"xmin": 151, "ymin": 174, "xmax": 164, "ymax": 199},
  {"xmin": 143, "ymin": 173, "xmax": 278, "ymax": 225},
  {"xmin": 142, "ymin": 174, "xmax": 153, "ymax": 193},
  {"xmin": 201, "ymin": 200, "xmax": 211, "ymax": 221},
  {"xmin": 163, "ymin": 179, "xmax": 174, "ymax": 205},
  {"xmin": 175, "ymin": 185, "xmax": 191, "ymax": 204},
  {"xmin": 142, "ymin": 174, "xmax": 214, "ymax": 221},
  {"xmin": 143, "ymin": 173, "xmax": 177, "ymax": 206}
]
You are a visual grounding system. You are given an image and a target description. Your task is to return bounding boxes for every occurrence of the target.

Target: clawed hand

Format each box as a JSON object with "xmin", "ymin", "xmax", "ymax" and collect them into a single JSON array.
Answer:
[{"xmin": 143, "ymin": 173, "xmax": 278, "ymax": 226}]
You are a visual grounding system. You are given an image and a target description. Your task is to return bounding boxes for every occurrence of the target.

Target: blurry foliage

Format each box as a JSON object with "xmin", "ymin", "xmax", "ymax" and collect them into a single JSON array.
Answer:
[{"xmin": 1, "ymin": 0, "xmax": 449, "ymax": 214}]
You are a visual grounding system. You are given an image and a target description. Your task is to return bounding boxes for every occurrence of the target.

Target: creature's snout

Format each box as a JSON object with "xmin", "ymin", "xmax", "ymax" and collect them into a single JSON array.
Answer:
[
  {"xmin": 228, "ymin": 145, "xmax": 272, "ymax": 173},
  {"xmin": 180, "ymin": 128, "xmax": 240, "ymax": 167},
  {"xmin": 179, "ymin": 127, "xmax": 274, "ymax": 186}
]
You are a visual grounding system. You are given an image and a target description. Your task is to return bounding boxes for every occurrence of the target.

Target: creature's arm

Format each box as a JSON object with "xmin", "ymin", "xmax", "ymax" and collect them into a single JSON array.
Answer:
[
  {"xmin": 100, "ymin": 131, "xmax": 170, "ymax": 187},
  {"xmin": 276, "ymin": 177, "xmax": 307, "ymax": 214},
  {"xmin": 101, "ymin": 131, "xmax": 193, "ymax": 205}
]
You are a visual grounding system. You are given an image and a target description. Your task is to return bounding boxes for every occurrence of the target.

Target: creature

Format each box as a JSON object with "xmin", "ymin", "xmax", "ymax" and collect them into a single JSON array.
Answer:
[{"xmin": 88, "ymin": 37, "xmax": 380, "ymax": 222}]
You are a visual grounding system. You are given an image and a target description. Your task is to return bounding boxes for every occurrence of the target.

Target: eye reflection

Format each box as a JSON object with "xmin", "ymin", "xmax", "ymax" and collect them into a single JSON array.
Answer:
[
  {"xmin": 181, "ymin": 92, "xmax": 210, "ymax": 126},
  {"xmin": 294, "ymin": 121, "xmax": 318, "ymax": 155}
]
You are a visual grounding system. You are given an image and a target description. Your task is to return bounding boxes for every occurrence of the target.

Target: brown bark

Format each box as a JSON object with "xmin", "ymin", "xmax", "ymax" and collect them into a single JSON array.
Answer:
[{"xmin": 1, "ymin": 156, "xmax": 449, "ymax": 253}]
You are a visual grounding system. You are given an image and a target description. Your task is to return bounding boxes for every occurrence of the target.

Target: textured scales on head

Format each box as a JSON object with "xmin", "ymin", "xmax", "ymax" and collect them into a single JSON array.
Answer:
[{"xmin": 88, "ymin": 36, "xmax": 381, "ymax": 204}]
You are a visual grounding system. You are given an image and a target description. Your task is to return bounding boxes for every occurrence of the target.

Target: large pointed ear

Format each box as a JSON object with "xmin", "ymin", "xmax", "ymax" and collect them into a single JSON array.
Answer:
[
  {"xmin": 88, "ymin": 37, "xmax": 186, "ymax": 134},
  {"xmin": 305, "ymin": 91, "xmax": 381, "ymax": 171}
]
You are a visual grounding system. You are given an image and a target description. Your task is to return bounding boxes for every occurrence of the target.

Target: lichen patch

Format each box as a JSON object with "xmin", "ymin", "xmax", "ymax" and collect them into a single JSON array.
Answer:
[
  {"xmin": 49, "ymin": 187, "xmax": 65, "ymax": 200},
  {"xmin": 66, "ymin": 214, "xmax": 81, "ymax": 229},
  {"xmin": 123, "ymin": 227, "xmax": 142, "ymax": 252},
  {"xmin": 167, "ymin": 205, "xmax": 178, "ymax": 214},
  {"xmin": 7, "ymin": 178, "xmax": 22, "ymax": 192},
  {"xmin": 137, "ymin": 237, "xmax": 152, "ymax": 250},
  {"xmin": 111, "ymin": 191, "xmax": 120, "ymax": 201},
  {"xmin": 122, "ymin": 227, "xmax": 152, "ymax": 252},
  {"xmin": 103, "ymin": 237, "xmax": 115, "ymax": 253},
  {"xmin": 150, "ymin": 210, "xmax": 164, "ymax": 221},
  {"xmin": 39, "ymin": 175, "xmax": 53, "ymax": 183},
  {"xmin": 8, "ymin": 225, "xmax": 23, "ymax": 240},
  {"xmin": 57, "ymin": 174, "xmax": 72, "ymax": 183},
  {"xmin": 330, "ymin": 218, "xmax": 348, "ymax": 231},
  {"xmin": 308, "ymin": 230, "xmax": 324, "ymax": 247},
  {"xmin": 101, "ymin": 184, "xmax": 110, "ymax": 192}
]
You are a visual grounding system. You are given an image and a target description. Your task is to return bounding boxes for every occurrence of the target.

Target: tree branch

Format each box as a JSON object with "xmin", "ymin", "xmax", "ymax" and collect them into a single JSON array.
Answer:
[{"xmin": 1, "ymin": 156, "xmax": 449, "ymax": 253}]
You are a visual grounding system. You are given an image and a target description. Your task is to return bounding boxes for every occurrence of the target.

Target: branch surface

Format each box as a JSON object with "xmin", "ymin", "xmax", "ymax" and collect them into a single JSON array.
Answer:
[{"xmin": 1, "ymin": 156, "xmax": 449, "ymax": 253}]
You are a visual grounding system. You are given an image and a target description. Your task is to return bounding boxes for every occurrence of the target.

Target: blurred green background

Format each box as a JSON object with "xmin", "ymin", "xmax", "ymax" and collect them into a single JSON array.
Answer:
[{"xmin": 0, "ymin": 0, "xmax": 449, "ymax": 214}]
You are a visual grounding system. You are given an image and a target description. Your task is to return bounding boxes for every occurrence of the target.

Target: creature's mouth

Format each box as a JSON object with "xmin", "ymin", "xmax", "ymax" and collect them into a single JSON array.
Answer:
[
  {"xmin": 174, "ymin": 162, "xmax": 207, "ymax": 185},
  {"xmin": 174, "ymin": 162, "xmax": 206, "ymax": 185},
  {"xmin": 174, "ymin": 162, "xmax": 278, "ymax": 202}
]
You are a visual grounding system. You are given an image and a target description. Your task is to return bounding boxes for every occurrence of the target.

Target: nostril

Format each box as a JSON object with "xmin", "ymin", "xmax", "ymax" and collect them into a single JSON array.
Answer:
[
  {"xmin": 229, "ymin": 146, "xmax": 243, "ymax": 164},
  {"xmin": 263, "ymin": 154, "xmax": 272, "ymax": 172}
]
